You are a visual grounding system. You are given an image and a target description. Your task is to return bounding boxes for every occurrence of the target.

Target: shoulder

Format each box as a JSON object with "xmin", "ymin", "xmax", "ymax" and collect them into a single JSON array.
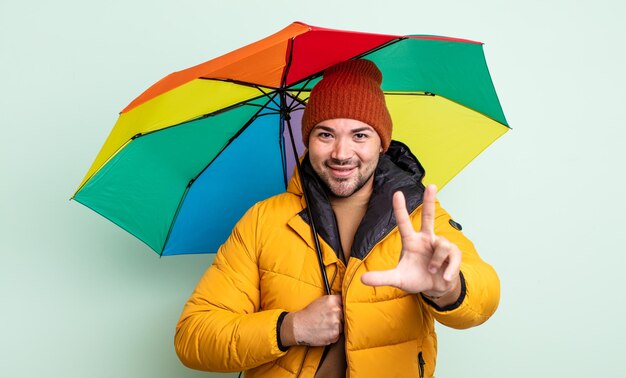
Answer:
[{"xmin": 244, "ymin": 191, "xmax": 303, "ymax": 223}]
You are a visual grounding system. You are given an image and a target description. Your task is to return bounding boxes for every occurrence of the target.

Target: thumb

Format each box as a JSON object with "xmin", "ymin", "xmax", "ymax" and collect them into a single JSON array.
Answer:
[{"xmin": 361, "ymin": 269, "xmax": 399, "ymax": 287}]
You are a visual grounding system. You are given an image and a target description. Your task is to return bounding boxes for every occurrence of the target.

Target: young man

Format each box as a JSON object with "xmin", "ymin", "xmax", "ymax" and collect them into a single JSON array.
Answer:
[{"xmin": 175, "ymin": 60, "xmax": 500, "ymax": 377}]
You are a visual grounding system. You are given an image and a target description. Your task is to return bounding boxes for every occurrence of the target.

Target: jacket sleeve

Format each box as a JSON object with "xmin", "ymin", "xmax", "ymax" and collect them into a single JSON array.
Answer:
[
  {"xmin": 174, "ymin": 204, "xmax": 288, "ymax": 372},
  {"xmin": 420, "ymin": 201, "xmax": 500, "ymax": 329}
]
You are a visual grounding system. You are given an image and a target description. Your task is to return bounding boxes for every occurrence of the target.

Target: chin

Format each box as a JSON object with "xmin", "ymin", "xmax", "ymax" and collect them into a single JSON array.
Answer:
[{"xmin": 328, "ymin": 181, "xmax": 363, "ymax": 198}]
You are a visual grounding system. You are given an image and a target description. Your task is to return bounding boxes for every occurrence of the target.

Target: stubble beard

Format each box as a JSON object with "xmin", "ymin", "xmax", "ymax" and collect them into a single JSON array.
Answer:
[{"xmin": 318, "ymin": 159, "xmax": 376, "ymax": 198}]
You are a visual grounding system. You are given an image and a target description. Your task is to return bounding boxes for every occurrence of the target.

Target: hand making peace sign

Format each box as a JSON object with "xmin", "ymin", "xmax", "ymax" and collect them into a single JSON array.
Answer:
[{"xmin": 361, "ymin": 185, "xmax": 462, "ymax": 305}]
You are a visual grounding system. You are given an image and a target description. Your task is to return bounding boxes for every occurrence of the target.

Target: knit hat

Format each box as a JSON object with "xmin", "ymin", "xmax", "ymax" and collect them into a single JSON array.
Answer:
[{"xmin": 301, "ymin": 59, "xmax": 393, "ymax": 152}]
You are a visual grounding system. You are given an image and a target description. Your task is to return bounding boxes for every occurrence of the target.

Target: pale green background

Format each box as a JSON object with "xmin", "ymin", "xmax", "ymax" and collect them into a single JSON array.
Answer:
[{"xmin": 1, "ymin": 0, "xmax": 624, "ymax": 377}]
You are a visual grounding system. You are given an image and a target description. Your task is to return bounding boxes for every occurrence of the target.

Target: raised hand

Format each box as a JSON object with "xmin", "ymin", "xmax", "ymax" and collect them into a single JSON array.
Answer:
[
  {"xmin": 360, "ymin": 185, "xmax": 462, "ymax": 303},
  {"xmin": 280, "ymin": 295, "xmax": 343, "ymax": 347}
]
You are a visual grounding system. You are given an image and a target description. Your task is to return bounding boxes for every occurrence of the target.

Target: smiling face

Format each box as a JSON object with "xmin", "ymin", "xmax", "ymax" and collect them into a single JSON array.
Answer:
[{"xmin": 308, "ymin": 118, "xmax": 383, "ymax": 199}]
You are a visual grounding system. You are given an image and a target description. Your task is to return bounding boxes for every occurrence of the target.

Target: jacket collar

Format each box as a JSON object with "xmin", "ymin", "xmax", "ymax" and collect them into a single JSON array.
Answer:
[{"xmin": 288, "ymin": 140, "xmax": 426, "ymax": 261}]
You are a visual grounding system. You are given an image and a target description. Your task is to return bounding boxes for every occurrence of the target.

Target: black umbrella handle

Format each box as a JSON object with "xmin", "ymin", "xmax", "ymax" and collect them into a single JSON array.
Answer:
[{"xmin": 282, "ymin": 106, "xmax": 332, "ymax": 296}]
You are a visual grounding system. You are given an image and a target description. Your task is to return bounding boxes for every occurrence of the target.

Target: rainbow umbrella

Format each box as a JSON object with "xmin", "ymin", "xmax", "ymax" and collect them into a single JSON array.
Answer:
[{"xmin": 72, "ymin": 22, "xmax": 509, "ymax": 258}]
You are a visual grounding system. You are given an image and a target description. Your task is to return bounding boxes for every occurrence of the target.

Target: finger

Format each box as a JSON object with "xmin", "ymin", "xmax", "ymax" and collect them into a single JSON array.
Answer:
[
  {"xmin": 328, "ymin": 294, "xmax": 342, "ymax": 309},
  {"xmin": 327, "ymin": 295, "xmax": 343, "ymax": 321},
  {"xmin": 328, "ymin": 294, "xmax": 341, "ymax": 303},
  {"xmin": 361, "ymin": 269, "xmax": 400, "ymax": 288},
  {"xmin": 420, "ymin": 184, "xmax": 437, "ymax": 236},
  {"xmin": 441, "ymin": 244, "xmax": 462, "ymax": 282},
  {"xmin": 429, "ymin": 238, "xmax": 462, "ymax": 281},
  {"xmin": 428, "ymin": 237, "xmax": 452, "ymax": 274},
  {"xmin": 393, "ymin": 191, "xmax": 415, "ymax": 241}
]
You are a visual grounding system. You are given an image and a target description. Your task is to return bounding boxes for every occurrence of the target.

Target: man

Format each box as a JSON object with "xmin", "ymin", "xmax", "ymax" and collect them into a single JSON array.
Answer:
[{"xmin": 175, "ymin": 60, "xmax": 500, "ymax": 377}]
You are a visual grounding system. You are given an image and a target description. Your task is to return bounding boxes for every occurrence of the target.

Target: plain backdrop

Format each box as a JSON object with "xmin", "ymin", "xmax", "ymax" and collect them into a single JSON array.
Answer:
[{"xmin": 1, "ymin": 0, "xmax": 625, "ymax": 377}]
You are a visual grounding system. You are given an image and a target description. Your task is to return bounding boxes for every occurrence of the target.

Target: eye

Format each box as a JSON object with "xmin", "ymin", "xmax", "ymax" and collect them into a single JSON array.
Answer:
[
  {"xmin": 317, "ymin": 132, "xmax": 333, "ymax": 139},
  {"xmin": 354, "ymin": 133, "xmax": 369, "ymax": 140}
]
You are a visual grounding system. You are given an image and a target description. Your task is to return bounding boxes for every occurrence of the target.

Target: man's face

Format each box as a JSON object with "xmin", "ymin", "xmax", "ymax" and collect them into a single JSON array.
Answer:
[{"xmin": 308, "ymin": 118, "xmax": 383, "ymax": 198}]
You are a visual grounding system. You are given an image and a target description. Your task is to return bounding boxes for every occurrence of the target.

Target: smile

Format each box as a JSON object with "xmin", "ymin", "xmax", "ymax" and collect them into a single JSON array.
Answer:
[{"xmin": 327, "ymin": 164, "xmax": 357, "ymax": 178}]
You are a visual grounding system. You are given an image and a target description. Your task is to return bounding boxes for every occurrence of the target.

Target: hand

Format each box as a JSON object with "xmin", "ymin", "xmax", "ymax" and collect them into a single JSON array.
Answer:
[
  {"xmin": 280, "ymin": 295, "xmax": 343, "ymax": 347},
  {"xmin": 360, "ymin": 185, "xmax": 462, "ymax": 302}
]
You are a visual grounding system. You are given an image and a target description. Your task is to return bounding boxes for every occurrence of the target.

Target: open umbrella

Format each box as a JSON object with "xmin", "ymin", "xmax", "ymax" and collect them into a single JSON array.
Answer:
[{"xmin": 73, "ymin": 22, "xmax": 509, "ymax": 264}]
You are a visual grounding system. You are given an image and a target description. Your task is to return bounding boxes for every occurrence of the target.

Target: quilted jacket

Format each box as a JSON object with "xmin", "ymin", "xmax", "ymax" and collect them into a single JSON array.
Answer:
[{"xmin": 175, "ymin": 142, "xmax": 500, "ymax": 377}]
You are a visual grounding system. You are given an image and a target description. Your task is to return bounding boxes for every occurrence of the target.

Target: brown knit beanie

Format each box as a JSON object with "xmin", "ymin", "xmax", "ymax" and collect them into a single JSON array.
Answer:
[{"xmin": 301, "ymin": 59, "xmax": 393, "ymax": 152}]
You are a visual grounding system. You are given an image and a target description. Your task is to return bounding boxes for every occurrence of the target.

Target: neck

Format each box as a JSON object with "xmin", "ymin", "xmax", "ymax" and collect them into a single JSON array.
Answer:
[
  {"xmin": 329, "ymin": 177, "xmax": 373, "ymax": 262},
  {"xmin": 329, "ymin": 176, "xmax": 374, "ymax": 207}
]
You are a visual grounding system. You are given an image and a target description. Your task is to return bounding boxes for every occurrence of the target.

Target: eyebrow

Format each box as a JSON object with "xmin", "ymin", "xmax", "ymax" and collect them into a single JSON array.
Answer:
[
  {"xmin": 351, "ymin": 127, "xmax": 374, "ymax": 133},
  {"xmin": 313, "ymin": 125, "xmax": 375, "ymax": 133}
]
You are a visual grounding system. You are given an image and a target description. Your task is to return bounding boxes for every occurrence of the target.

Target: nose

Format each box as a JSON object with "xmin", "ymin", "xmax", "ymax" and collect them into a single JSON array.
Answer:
[{"xmin": 330, "ymin": 137, "xmax": 352, "ymax": 161}]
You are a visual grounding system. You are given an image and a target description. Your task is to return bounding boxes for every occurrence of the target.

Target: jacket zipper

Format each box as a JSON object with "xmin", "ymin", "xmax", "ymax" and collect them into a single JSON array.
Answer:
[{"xmin": 418, "ymin": 352, "xmax": 425, "ymax": 378}]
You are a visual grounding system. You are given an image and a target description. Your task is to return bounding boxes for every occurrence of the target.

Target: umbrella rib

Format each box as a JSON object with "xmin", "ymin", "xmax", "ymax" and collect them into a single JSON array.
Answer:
[
  {"xmin": 255, "ymin": 86, "xmax": 283, "ymax": 112},
  {"xmin": 287, "ymin": 93, "xmax": 308, "ymax": 109},
  {"xmin": 129, "ymin": 93, "xmax": 280, "ymax": 142},
  {"xmin": 285, "ymin": 76, "xmax": 315, "ymax": 110},
  {"xmin": 383, "ymin": 91, "xmax": 436, "ymax": 96},
  {"xmin": 198, "ymin": 77, "xmax": 281, "ymax": 91},
  {"xmin": 197, "ymin": 77, "xmax": 282, "ymax": 111},
  {"xmin": 280, "ymin": 37, "xmax": 295, "ymax": 89},
  {"xmin": 161, "ymin": 183, "xmax": 192, "ymax": 256},
  {"xmin": 244, "ymin": 102, "xmax": 280, "ymax": 113},
  {"xmin": 160, "ymin": 102, "xmax": 272, "ymax": 254},
  {"xmin": 79, "ymin": 93, "xmax": 282, "ymax": 198},
  {"xmin": 352, "ymin": 37, "xmax": 407, "ymax": 60},
  {"xmin": 186, "ymin": 104, "xmax": 272, "ymax": 190},
  {"xmin": 384, "ymin": 92, "xmax": 511, "ymax": 128},
  {"xmin": 280, "ymin": 36, "xmax": 316, "ymax": 113}
]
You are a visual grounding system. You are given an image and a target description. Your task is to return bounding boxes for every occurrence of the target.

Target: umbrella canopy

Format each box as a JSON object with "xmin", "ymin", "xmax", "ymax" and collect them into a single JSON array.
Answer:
[{"xmin": 72, "ymin": 21, "xmax": 509, "ymax": 256}]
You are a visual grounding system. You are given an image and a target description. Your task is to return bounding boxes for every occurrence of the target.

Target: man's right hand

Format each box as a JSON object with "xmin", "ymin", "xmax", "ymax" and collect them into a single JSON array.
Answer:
[{"xmin": 280, "ymin": 295, "xmax": 343, "ymax": 347}]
